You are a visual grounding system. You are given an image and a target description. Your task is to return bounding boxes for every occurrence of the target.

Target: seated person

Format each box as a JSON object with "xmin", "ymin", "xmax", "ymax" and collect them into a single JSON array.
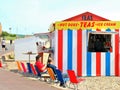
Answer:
[
  {"xmin": 47, "ymin": 58, "xmax": 66, "ymax": 88},
  {"xmin": 35, "ymin": 55, "xmax": 47, "ymax": 73},
  {"xmin": 47, "ymin": 58, "xmax": 57, "ymax": 74}
]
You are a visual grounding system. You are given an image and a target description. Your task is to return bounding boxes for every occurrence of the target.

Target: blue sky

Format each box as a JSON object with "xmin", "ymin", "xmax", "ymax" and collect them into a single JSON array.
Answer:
[{"xmin": 0, "ymin": 0, "xmax": 120, "ymax": 35}]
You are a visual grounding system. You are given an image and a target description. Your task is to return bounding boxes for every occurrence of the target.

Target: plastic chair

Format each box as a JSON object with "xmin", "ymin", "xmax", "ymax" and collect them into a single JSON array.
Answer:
[
  {"xmin": 16, "ymin": 61, "xmax": 22, "ymax": 72},
  {"xmin": 67, "ymin": 70, "xmax": 85, "ymax": 90},
  {"xmin": 30, "ymin": 64, "xmax": 37, "ymax": 76},
  {"xmin": 21, "ymin": 62, "xmax": 27, "ymax": 73}
]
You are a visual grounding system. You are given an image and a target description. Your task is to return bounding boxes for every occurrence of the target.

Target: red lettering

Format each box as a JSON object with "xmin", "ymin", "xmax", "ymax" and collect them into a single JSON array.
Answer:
[
  {"xmin": 68, "ymin": 23, "xmax": 78, "ymax": 26},
  {"xmin": 87, "ymin": 22, "xmax": 91, "ymax": 27},
  {"xmin": 84, "ymin": 22, "xmax": 87, "ymax": 27},
  {"xmin": 104, "ymin": 23, "xmax": 116, "ymax": 26},
  {"xmin": 59, "ymin": 23, "xmax": 67, "ymax": 26},
  {"xmin": 80, "ymin": 22, "xmax": 84, "ymax": 27},
  {"xmin": 91, "ymin": 22, "xmax": 95, "ymax": 27}
]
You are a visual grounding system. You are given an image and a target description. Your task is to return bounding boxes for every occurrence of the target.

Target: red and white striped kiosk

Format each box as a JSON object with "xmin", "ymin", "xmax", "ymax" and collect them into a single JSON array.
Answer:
[{"xmin": 49, "ymin": 12, "xmax": 120, "ymax": 76}]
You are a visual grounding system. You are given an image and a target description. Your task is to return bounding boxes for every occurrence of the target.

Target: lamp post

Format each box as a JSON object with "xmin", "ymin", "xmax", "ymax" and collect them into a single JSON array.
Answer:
[{"xmin": 9, "ymin": 27, "xmax": 12, "ymax": 45}]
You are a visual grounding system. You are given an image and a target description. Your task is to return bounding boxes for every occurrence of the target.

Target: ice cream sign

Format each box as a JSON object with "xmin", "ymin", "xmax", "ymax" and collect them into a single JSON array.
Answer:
[{"xmin": 55, "ymin": 21, "xmax": 120, "ymax": 30}]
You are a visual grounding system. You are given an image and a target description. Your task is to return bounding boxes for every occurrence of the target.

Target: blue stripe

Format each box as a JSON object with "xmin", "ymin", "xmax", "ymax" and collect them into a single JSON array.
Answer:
[
  {"xmin": 106, "ymin": 52, "xmax": 110, "ymax": 76},
  {"xmin": 105, "ymin": 28, "xmax": 111, "ymax": 76},
  {"xmin": 67, "ymin": 29, "xmax": 73, "ymax": 70},
  {"xmin": 87, "ymin": 52, "xmax": 92, "ymax": 76},
  {"xmin": 87, "ymin": 29, "xmax": 92, "ymax": 76}
]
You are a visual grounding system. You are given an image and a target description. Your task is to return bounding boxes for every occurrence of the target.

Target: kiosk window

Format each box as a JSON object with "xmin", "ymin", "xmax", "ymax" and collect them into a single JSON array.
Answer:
[{"xmin": 88, "ymin": 33, "xmax": 112, "ymax": 52}]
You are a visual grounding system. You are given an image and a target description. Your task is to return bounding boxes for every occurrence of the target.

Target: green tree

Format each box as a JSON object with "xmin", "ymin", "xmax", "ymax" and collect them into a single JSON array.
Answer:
[
  {"xmin": 1, "ymin": 31, "xmax": 9, "ymax": 37},
  {"xmin": 9, "ymin": 34, "xmax": 16, "ymax": 37}
]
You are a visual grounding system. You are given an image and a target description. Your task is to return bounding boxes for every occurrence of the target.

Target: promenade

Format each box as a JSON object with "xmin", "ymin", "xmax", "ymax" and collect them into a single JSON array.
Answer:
[{"xmin": 0, "ymin": 68, "xmax": 64, "ymax": 90}]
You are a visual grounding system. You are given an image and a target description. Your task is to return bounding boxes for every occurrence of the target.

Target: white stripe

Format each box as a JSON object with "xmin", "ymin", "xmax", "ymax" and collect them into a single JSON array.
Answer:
[
  {"xmin": 101, "ymin": 52, "xmax": 106, "ymax": 76},
  {"xmin": 110, "ymin": 29, "xmax": 115, "ymax": 75},
  {"xmin": 100, "ymin": 29, "xmax": 106, "ymax": 76},
  {"xmin": 82, "ymin": 30, "xmax": 87, "ymax": 76},
  {"xmin": 92, "ymin": 53, "xmax": 96, "ymax": 76},
  {"xmin": 63, "ymin": 30, "xmax": 68, "ymax": 73},
  {"xmin": 72, "ymin": 30, "xmax": 77, "ymax": 73},
  {"xmin": 91, "ymin": 29, "xmax": 96, "ymax": 76},
  {"xmin": 54, "ymin": 31, "xmax": 58, "ymax": 67}
]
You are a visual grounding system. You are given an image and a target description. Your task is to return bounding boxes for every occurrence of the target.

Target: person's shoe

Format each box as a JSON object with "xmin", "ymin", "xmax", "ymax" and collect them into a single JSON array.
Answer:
[
  {"xmin": 54, "ymin": 80, "xmax": 59, "ymax": 83},
  {"xmin": 59, "ymin": 83, "xmax": 63, "ymax": 86},
  {"xmin": 62, "ymin": 84, "xmax": 66, "ymax": 88},
  {"xmin": 59, "ymin": 83, "xmax": 66, "ymax": 88}
]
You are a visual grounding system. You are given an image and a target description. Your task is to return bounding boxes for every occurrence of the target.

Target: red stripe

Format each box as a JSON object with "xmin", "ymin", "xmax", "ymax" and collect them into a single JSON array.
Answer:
[
  {"xmin": 58, "ymin": 30, "xmax": 63, "ymax": 71},
  {"xmin": 96, "ymin": 52, "xmax": 101, "ymax": 76},
  {"xmin": 115, "ymin": 29, "xmax": 119, "ymax": 76},
  {"xmin": 96, "ymin": 29, "xmax": 101, "ymax": 76},
  {"xmin": 77, "ymin": 29, "xmax": 82, "ymax": 76}
]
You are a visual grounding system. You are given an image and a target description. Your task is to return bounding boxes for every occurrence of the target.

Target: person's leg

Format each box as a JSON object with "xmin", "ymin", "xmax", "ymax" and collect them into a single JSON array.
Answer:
[
  {"xmin": 2, "ymin": 47, "xmax": 5, "ymax": 51},
  {"xmin": 60, "ymin": 73, "xmax": 69, "ymax": 88}
]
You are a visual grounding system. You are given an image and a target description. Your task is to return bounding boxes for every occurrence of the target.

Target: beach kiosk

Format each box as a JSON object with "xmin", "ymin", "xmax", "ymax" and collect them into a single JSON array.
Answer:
[{"xmin": 49, "ymin": 12, "xmax": 120, "ymax": 76}]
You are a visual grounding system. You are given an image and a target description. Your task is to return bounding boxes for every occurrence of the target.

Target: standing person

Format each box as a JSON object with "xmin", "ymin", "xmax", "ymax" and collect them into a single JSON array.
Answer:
[
  {"xmin": 1, "ymin": 38, "xmax": 6, "ymax": 51},
  {"xmin": 35, "ymin": 55, "xmax": 47, "ymax": 73},
  {"xmin": 36, "ymin": 42, "xmax": 43, "ymax": 53},
  {"xmin": 10, "ymin": 40, "xmax": 12, "ymax": 45}
]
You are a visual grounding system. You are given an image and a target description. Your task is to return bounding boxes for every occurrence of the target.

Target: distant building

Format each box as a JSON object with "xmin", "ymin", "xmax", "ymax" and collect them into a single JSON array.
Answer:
[
  {"xmin": 24, "ymin": 35, "xmax": 33, "ymax": 38},
  {"xmin": 16, "ymin": 34, "xmax": 33, "ymax": 39}
]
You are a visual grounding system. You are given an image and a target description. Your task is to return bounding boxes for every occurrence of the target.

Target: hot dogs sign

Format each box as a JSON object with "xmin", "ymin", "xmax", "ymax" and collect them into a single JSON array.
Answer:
[{"xmin": 55, "ymin": 21, "xmax": 120, "ymax": 30}]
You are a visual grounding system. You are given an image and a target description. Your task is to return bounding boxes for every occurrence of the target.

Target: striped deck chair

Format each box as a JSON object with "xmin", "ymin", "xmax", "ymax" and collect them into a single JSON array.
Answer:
[
  {"xmin": 16, "ymin": 61, "xmax": 22, "ymax": 72},
  {"xmin": 30, "ymin": 64, "xmax": 37, "ymax": 76},
  {"xmin": 20, "ymin": 62, "xmax": 30, "ymax": 76},
  {"xmin": 21, "ymin": 62, "xmax": 27, "ymax": 73},
  {"xmin": 26, "ymin": 63, "xmax": 33, "ymax": 74}
]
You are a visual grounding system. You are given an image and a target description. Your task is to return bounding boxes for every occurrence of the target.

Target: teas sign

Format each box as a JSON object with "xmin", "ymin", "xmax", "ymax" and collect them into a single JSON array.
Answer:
[{"xmin": 55, "ymin": 21, "xmax": 120, "ymax": 30}]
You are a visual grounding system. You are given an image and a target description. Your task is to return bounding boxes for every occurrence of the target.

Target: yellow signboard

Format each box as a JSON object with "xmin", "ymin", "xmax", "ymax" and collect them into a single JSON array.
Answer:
[{"xmin": 55, "ymin": 21, "xmax": 120, "ymax": 30}]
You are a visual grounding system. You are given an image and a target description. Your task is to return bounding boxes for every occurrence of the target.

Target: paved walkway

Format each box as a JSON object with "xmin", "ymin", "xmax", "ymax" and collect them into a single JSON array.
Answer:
[{"xmin": 0, "ymin": 68, "xmax": 65, "ymax": 90}]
